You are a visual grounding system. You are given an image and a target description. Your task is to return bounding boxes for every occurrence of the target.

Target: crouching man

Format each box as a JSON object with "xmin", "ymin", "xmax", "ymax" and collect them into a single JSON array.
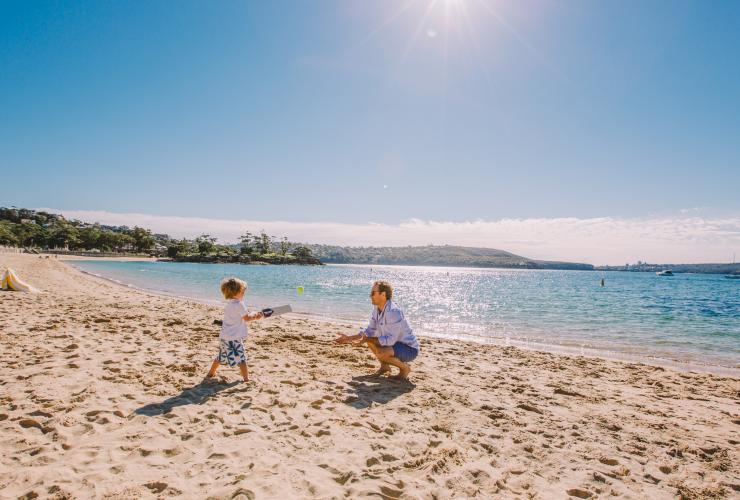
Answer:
[{"xmin": 334, "ymin": 280, "xmax": 419, "ymax": 379}]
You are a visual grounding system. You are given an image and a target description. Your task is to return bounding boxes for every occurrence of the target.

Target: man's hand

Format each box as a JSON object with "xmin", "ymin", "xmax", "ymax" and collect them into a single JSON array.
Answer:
[
  {"xmin": 334, "ymin": 333, "xmax": 353, "ymax": 345},
  {"xmin": 352, "ymin": 335, "xmax": 368, "ymax": 346}
]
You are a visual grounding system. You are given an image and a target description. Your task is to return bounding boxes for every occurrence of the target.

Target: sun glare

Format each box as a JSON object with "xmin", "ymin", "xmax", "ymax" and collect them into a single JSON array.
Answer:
[{"xmin": 353, "ymin": 0, "xmax": 548, "ymax": 92}]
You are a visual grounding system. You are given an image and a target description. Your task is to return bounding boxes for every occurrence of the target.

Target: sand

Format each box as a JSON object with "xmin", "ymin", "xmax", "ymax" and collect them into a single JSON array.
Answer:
[{"xmin": 0, "ymin": 253, "xmax": 738, "ymax": 499}]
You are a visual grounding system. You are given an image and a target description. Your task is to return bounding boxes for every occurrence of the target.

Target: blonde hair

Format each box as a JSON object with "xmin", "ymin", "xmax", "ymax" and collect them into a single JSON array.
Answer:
[{"xmin": 220, "ymin": 277, "xmax": 247, "ymax": 299}]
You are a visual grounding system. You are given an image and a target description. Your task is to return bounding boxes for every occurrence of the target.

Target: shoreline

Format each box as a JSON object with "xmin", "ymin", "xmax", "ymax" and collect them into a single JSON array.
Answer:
[
  {"xmin": 1, "ymin": 253, "xmax": 738, "ymax": 498},
  {"xmin": 65, "ymin": 257, "xmax": 740, "ymax": 378}
]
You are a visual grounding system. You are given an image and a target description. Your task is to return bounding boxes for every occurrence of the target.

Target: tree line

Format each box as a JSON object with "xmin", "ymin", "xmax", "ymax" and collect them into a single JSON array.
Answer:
[
  {"xmin": 166, "ymin": 230, "xmax": 314, "ymax": 261},
  {"xmin": 0, "ymin": 207, "xmax": 156, "ymax": 252},
  {"xmin": 0, "ymin": 207, "xmax": 316, "ymax": 262}
]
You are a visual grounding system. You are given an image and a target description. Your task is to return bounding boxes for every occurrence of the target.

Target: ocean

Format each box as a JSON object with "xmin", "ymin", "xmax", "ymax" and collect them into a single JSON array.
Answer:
[{"xmin": 70, "ymin": 260, "xmax": 740, "ymax": 374}]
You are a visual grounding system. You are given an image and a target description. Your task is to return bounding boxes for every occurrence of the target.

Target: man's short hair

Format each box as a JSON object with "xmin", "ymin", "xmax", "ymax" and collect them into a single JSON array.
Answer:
[
  {"xmin": 373, "ymin": 280, "xmax": 393, "ymax": 300},
  {"xmin": 220, "ymin": 277, "xmax": 247, "ymax": 299}
]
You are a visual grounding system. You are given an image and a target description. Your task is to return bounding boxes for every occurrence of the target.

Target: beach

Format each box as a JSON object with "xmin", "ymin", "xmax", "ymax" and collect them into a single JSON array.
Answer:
[{"xmin": 0, "ymin": 254, "xmax": 738, "ymax": 499}]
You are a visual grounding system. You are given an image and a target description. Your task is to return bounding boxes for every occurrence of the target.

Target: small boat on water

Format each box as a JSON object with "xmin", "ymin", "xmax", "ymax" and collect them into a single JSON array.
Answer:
[
  {"xmin": 656, "ymin": 270, "xmax": 674, "ymax": 276},
  {"xmin": 726, "ymin": 273, "xmax": 740, "ymax": 279}
]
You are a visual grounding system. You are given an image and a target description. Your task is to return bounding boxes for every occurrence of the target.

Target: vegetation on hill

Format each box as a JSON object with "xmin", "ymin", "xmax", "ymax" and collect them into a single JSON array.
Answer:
[
  {"xmin": 304, "ymin": 244, "xmax": 594, "ymax": 270},
  {"xmin": 0, "ymin": 207, "xmax": 320, "ymax": 265},
  {"xmin": 167, "ymin": 231, "xmax": 320, "ymax": 265},
  {"xmin": 0, "ymin": 207, "xmax": 157, "ymax": 253}
]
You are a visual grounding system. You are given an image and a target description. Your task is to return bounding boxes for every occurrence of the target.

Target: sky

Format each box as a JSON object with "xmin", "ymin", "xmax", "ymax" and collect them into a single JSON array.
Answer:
[{"xmin": 2, "ymin": 1, "xmax": 739, "ymax": 264}]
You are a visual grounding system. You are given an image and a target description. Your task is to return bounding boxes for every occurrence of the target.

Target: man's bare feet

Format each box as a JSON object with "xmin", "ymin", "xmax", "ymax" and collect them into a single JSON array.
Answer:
[
  {"xmin": 374, "ymin": 364, "xmax": 391, "ymax": 376},
  {"xmin": 391, "ymin": 365, "xmax": 410, "ymax": 380}
]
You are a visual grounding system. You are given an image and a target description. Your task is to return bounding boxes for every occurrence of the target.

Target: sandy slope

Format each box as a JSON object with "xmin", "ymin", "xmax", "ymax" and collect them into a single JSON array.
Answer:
[{"xmin": 0, "ymin": 254, "xmax": 737, "ymax": 499}]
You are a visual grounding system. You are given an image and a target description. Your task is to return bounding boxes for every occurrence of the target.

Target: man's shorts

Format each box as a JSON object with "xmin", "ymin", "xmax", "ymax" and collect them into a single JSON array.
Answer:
[{"xmin": 392, "ymin": 342, "xmax": 419, "ymax": 363}]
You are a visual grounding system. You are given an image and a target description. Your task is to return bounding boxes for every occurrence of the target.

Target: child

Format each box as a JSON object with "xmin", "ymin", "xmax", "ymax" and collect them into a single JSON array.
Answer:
[{"xmin": 206, "ymin": 277, "xmax": 264, "ymax": 382}]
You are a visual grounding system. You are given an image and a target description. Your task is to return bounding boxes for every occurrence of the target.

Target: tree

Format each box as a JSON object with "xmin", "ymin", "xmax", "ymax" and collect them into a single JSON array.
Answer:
[
  {"xmin": 79, "ymin": 226, "xmax": 102, "ymax": 250},
  {"xmin": 97, "ymin": 231, "xmax": 120, "ymax": 251},
  {"xmin": 48, "ymin": 222, "xmax": 80, "ymax": 249},
  {"xmin": 0, "ymin": 221, "xmax": 19, "ymax": 246},
  {"xmin": 13, "ymin": 221, "xmax": 46, "ymax": 247},
  {"xmin": 0, "ymin": 207, "xmax": 20, "ymax": 223},
  {"xmin": 130, "ymin": 226, "xmax": 155, "ymax": 253},
  {"xmin": 257, "ymin": 230, "xmax": 272, "ymax": 254},
  {"xmin": 292, "ymin": 246, "xmax": 314, "ymax": 259},
  {"xmin": 117, "ymin": 233, "xmax": 136, "ymax": 252},
  {"xmin": 239, "ymin": 231, "xmax": 254, "ymax": 255},
  {"xmin": 196, "ymin": 234, "xmax": 217, "ymax": 255},
  {"xmin": 279, "ymin": 236, "xmax": 290, "ymax": 256},
  {"xmin": 217, "ymin": 245, "xmax": 236, "ymax": 256},
  {"xmin": 167, "ymin": 239, "xmax": 193, "ymax": 257}
]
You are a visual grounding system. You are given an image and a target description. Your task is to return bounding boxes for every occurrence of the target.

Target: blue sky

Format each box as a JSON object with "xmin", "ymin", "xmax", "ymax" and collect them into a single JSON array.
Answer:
[{"xmin": 2, "ymin": 1, "xmax": 739, "ymax": 262}]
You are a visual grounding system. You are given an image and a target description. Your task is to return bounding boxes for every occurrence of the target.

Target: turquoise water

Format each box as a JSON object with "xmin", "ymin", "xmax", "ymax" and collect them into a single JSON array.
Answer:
[{"xmin": 71, "ymin": 260, "xmax": 740, "ymax": 371}]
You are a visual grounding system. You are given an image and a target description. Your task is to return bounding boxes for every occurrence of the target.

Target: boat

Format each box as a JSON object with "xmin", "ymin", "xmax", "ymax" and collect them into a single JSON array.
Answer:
[{"xmin": 656, "ymin": 270, "xmax": 674, "ymax": 276}]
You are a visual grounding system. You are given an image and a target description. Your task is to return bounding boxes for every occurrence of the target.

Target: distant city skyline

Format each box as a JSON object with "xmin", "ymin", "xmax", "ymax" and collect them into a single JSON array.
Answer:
[{"xmin": 2, "ymin": 1, "xmax": 739, "ymax": 262}]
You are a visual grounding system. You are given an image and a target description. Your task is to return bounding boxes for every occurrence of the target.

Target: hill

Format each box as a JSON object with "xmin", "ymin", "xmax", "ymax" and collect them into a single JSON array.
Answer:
[{"xmin": 304, "ymin": 244, "xmax": 594, "ymax": 270}]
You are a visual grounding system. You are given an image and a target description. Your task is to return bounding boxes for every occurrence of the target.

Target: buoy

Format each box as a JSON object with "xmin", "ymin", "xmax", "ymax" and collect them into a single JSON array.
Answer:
[
  {"xmin": 296, "ymin": 286, "xmax": 304, "ymax": 294},
  {"xmin": 600, "ymin": 278, "xmax": 605, "ymax": 287}
]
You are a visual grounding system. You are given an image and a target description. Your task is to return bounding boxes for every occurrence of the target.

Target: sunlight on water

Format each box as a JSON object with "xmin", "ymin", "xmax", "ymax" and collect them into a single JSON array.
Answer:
[{"xmin": 71, "ymin": 261, "xmax": 740, "ymax": 370}]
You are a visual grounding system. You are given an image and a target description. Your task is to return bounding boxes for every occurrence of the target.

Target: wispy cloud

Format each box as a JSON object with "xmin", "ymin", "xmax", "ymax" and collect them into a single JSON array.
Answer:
[{"xmin": 38, "ymin": 208, "xmax": 740, "ymax": 265}]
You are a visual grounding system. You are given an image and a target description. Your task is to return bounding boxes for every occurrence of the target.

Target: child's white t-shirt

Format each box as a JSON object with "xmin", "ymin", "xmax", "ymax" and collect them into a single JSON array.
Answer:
[{"xmin": 221, "ymin": 299, "xmax": 249, "ymax": 341}]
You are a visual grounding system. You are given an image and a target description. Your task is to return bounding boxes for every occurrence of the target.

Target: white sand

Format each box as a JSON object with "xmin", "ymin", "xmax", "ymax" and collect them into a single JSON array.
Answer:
[{"xmin": 0, "ymin": 254, "xmax": 738, "ymax": 499}]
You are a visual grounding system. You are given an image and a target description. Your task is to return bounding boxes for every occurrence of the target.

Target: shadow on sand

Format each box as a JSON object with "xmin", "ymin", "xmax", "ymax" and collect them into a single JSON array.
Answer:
[
  {"xmin": 343, "ymin": 374, "xmax": 416, "ymax": 409},
  {"xmin": 135, "ymin": 379, "xmax": 249, "ymax": 416}
]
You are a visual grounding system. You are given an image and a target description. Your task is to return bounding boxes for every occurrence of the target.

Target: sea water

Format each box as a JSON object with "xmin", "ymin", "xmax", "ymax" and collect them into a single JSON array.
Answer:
[{"xmin": 70, "ymin": 260, "xmax": 740, "ymax": 372}]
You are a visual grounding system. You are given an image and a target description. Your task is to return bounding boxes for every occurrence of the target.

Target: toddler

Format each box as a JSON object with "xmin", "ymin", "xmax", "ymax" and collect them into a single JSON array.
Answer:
[{"xmin": 206, "ymin": 277, "xmax": 264, "ymax": 382}]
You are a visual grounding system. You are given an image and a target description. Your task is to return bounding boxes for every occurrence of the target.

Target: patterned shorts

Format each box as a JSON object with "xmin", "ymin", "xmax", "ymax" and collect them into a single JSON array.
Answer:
[{"xmin": 215, "ymin": 339, "xmax": 248, "ymax": 367}]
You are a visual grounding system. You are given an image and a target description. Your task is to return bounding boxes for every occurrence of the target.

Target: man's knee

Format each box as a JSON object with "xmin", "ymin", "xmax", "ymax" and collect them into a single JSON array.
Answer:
[
  {"xmin": 376, "ymin": 349, "xmax": 395, "ymax": 362},
  {"xmin": 367, "ymin": 343, "xmax": 390, "ymax": 359}
]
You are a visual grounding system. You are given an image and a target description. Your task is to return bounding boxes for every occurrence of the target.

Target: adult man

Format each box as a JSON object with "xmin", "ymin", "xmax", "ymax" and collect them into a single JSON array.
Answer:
[{"xmin": 334, "ymin": 280, "xmax": 419, "ymax": 379}]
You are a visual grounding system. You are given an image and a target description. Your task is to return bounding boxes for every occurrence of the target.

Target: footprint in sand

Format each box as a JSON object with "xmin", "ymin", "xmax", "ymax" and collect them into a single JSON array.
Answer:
[
  {"xmin": 28, "ymin": 410, "xmax": 52, "ymax": 418},
  {"xmin": 378, "ymin": 483, "xmax": 405, "ymax": 499},
  {"xmin": 566, "ymin": 488, "xmax": 593, "ymax": 498},
  {"xmin": 109, "ymin": 465, "xmax": 125, "ymax": 474},
  {"xmin": 144, "ymin": 482, "xmax": 168, "ymax": 494},
  {"xmin": 18, "ymin": 418, "xmax": 52, "ymax": 434},
  {"xmin": 230, "ymin": 488, "xmax": 255, "ymax": 499}
]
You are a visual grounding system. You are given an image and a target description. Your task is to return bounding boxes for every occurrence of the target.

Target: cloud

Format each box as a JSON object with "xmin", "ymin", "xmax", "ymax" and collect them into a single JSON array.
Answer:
[{"xmin": 37, "ymin": 208, "xmax": 740, "ymax": 265}]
